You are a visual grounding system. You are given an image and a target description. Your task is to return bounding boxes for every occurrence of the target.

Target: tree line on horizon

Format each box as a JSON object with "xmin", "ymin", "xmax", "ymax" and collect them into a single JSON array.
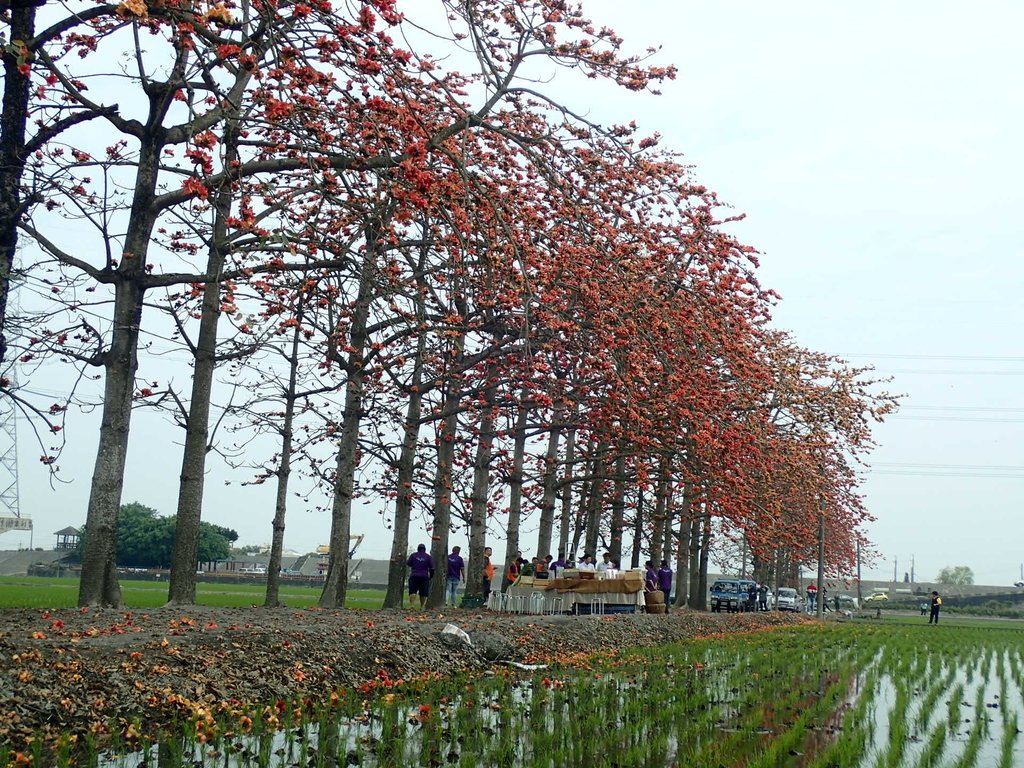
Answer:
[{"xmin": 0, "ymin": 0, "xmax": 898, "ymax": 610}]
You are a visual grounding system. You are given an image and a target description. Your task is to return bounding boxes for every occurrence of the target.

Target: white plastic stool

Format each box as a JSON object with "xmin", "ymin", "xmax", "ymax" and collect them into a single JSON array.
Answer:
[
  {"xmin": 507, "ymin": 594, "xmax": 526, "ymax": 614},
  {"xmin": 529, "ymin": 592, "xmax": 545, "ymax": 615}
]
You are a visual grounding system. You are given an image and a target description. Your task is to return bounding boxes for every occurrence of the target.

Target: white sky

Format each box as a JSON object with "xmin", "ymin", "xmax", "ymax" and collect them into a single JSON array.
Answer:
[{"xmin": 6, "ymin": 1, "xmax": 1024, "ymax": 586}]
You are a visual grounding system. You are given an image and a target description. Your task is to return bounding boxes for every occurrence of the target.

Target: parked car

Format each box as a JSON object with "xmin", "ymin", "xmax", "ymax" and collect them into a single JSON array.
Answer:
[
  {"xmin": 776, "ymin": 587, "xmax": 801, "ymax": 612},
  {"xmin": 863, "ymin": 593, "xmax": 888, "ymax": 604},
  {"xmin": 710, "ymin": 578, "xmax": 757, "ymax": 613},
  {"xmin": 835, "ymin": 594, "xmax": 858, "ymax": 611}
]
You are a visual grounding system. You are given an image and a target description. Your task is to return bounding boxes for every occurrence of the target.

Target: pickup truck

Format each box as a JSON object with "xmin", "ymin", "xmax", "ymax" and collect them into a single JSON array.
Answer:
[{"xmin": 710, "ymin": 578, "xmax": 757, "ymax": 613}]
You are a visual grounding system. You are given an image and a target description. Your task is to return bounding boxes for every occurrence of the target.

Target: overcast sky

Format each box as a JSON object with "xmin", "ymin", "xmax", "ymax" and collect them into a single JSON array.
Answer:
[{"xmin": 6, "ymin": 2, "xmax": 1024, "ymax": 586}]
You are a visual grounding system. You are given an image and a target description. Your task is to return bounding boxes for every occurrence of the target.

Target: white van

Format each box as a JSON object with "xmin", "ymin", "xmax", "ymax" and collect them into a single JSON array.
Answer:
[{"xmin": 776, "ymin": 587, "xmax": 800, "ymax": 612}]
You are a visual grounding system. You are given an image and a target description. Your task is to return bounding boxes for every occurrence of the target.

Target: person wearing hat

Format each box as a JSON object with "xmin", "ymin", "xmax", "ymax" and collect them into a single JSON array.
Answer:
[
  {"xmin": 406, "ymin": 544, "xmax": 435, "ymax": 610},
  {"xmin": 929, "ymin": 590, "xmax": 942, "ymax": 624}
]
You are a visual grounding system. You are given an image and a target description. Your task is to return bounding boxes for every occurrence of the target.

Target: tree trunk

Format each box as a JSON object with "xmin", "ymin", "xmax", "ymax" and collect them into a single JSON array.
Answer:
[
  {"xmin": 649, "ymin": 456, "xmax": 670, "ymax": 565},
  {"xmin": 609, "ymin": 453, "xmax": 625, "ymax": 565},
  {"xmin": 0, "ymin": 2, "xmax": 35, "ymax": 366},
  {"xmin": 167, "ymin": 119, "xmax": 239, "ymax": 606},
  {"xmin": 383, "ymin": 366, "xmax": 424, "ymax": 609},
  {"xmin": 674, "ymin": 516, "xmax": 688, "ymax": 609},
  {"xmin": 672, "ymin": 483, "xmax": 688, "ymax": 609},
  {"xmin": 687, "ymin": 508, "xmax": 702, "ymax": 608},
  {"xmin": 629, "ymin": 481, "xmax": 643, "ymax": 569},
  {"xmin": 465, "ymin": 361, "xmax": 498, "ymax": 598},
  {"xmin": 534, "ymin": 399, "xmax": 562, "ymax": 559},
  {"xmin": 425, "ymin": 370, "xmax": 462, "ymax": 610},
  {"xmin": 319, "ymin": 225, "xmax": 380, "ymax": 609},
  {"xmin": 570, "ymin": 436, "xmax": 596, "ymax": 558},
  {"xmin": 501, "ymin": 388, "xmax": 528, "ymax": 584},
  {"xmin": 695, "ymin": 510, "xmax": 711, "ymax": 610},
  {"xmin": 383, "ymin": 253, "xmax": 428, "ymax": 609},
  {"xmin": 426, "ymin": 333, "xmax": 464, "ymax": 610},
  {"xmin": 556, "ymin": 421, "xmax": 575, "ymax": 559},
  {"xmin": 662, "ymin": 499, "xmax": 675, "ymax": 566},
  {"xmin": 583, "ymin": 443, "xmax": 608, "ymax": 560},
  {"xmin": 318, "ymin": 350, "xmax": 364, "ymax": 608},
  {"xmin": 263, "ymin": 301, "xmax": 305, "ymax": 608},
  {"xmin": 79, "ymin": 125, "xmax": 165, "ymax": 606}
]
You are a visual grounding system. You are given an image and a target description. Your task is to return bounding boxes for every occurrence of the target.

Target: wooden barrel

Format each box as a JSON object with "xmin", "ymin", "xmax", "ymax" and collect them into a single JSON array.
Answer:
[
  {"xmin": 646, "ymin": 603, "xmax": 667, "ymax": 614},
  {"xmin": 644, "ymin": 590, "xmax": 665, "ymax": 605}
]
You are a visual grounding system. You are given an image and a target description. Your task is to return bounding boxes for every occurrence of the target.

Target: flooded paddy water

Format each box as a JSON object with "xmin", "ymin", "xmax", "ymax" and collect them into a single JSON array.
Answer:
[{"xmin": 9, "ymin": 619, "xmax": 1024, "ymax": 768}]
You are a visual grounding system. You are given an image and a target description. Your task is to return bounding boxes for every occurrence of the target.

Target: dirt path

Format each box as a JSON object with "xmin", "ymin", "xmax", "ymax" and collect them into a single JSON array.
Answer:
[{"xmin": 0, "ymin": 605, "xmax": 811, "ymax": 754}]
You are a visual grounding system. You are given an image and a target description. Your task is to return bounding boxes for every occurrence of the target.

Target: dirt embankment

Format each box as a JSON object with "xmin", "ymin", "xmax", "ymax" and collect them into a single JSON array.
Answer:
[{"xmin": 0, "ymin": 605, "xmax": 811, "ymax": 753}]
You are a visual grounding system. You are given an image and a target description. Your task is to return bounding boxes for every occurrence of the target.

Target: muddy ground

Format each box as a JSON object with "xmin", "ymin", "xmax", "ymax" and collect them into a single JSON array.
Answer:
[{"xmin": 0, "ymin": 605, "xmax": 812, "ymax": 753}]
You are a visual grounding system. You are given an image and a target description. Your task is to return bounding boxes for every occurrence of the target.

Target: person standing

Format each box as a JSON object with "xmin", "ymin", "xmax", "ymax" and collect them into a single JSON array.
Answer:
[
  {"xmin": 446, "ymin": 546, "xmax": 465, "ymax": 607},
  {"xmin": 929, "ymin": 590, "xmax": 942, "ymax": 624},
  {"xmin": 596, "ymin": 552, "xmax": 612, "ymax": 574},
  {"xmin": 532, "ymin": 556, "xmax": 548, "ymax": 579},
  {"xmin": 758, "ymin": 583, "xmax": 769, "ymax": 612},
  {"xmin": 644, "ymin": 561, "xmax": 658, "ymax": 592},
  {"xmin": 657, "ymin": 560, "xmax": 673, "ymax": 610},
  {"xmin": 806, "ymin": 584, "xmax": 817, "ymax": 613},
  {"xmin": 551, "ymin": 551, "xmax": 567, "ymax": 578},
  {"xmin": 502, "ymin": 552, "xmax": 521, "ymax": 592},
  {"xmin": 482, "ymin": 546, "xmax": 495, "ymax": 602},
  {"xmin": 406, "ymin": 544, "xmax": 434, "ymax": 610}
]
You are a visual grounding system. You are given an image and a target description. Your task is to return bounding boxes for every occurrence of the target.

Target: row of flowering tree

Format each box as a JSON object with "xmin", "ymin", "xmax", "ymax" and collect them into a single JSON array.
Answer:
[{"xmin": 1, "ymin": 0, "xmax": 898, "ymax": 608}]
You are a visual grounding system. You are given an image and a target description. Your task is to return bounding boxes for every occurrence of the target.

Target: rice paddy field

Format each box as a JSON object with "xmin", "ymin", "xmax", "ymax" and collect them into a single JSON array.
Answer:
[{"xmin": 5, "ymin": 617, "xmax": 1024, "ymax": 768}]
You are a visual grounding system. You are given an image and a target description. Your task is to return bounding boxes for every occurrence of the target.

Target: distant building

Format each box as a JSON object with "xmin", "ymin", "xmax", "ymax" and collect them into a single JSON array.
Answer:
[{"xmin": 53, "ymin": 526, "xmax": 81, "ymax": 550}]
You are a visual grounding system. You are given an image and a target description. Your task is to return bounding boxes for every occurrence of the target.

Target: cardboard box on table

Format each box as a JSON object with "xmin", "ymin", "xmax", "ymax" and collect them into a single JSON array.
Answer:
[{"xmin": 542, "ymin": 574, "xmax": 644, "ymax": 594}]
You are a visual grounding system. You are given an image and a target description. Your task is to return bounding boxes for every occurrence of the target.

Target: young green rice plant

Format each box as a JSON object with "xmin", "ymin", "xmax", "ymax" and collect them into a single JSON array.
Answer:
[
  {"xmin": 950, "ymin": 683, "xmax": 989, "ymax": 768},
  {"xmin": 914, "ymin": 663, "xmax": 957, "ymax": 732},
  {"xmin": 947, "ymin": 681, "xmax": 967, "ymax": 735},
  {"xmin": 997, "ymin": 712, "xmax": 1018, "ymax": 768},
  {"xmin": 915, "ymin": 718, "xmax": 949, "ymax": 768},
  {"xmin": 873, "ymin": 677, "xmax": 912, "ymax": 768}
]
